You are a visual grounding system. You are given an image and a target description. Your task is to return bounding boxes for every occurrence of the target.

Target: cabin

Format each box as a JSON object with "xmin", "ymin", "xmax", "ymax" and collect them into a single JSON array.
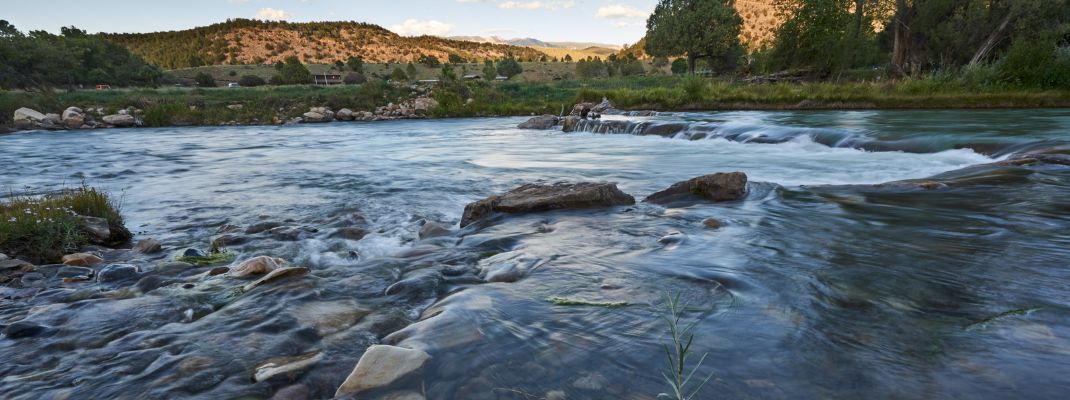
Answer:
[
  {"xmin": 95, "ymin": 84, "xmax": 111, "ymax": 90},
  {"xmin": 313, "ymin": 74, "xmax": 343, "ymax": 86},
  {"xmin": 494, "ymin": 76, "xmax": 509, "ymax": 81},
  {"xmin": 462, "ymin": 74, "xmax": 481, "ymax": 81},
  {"xmin": 417, "ymin": 79, "xmax": 441, "ymax": 85}
]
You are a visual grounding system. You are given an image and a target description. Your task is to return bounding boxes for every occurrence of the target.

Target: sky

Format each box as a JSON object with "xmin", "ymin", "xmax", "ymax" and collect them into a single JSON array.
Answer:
[{"xmin": 3, "ymin": 0, "xmax": 657, "ymax": 46}]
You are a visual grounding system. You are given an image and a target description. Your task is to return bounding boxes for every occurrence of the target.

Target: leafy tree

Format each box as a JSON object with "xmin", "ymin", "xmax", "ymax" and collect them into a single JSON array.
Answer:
[
  {"xmin": 274, "ymin": 61, "xmax": 285, "ymax": 71},
  {"xmin": 417, "ymin": 54, "xmax": 441, "ymax": 67},
  {"xmin": 576, "ymin": 58, "xmax": 609, "ymax": 79},
  {"xmin": 618, "ymin": 58, "xmax": 647, "ymax": 76},
  {"xmin": 645, "ymin": 0, "xmax": 744, "ymax": 74},
  {"xmin": 347, "ymin": 56, "xmax": 364, "ymax": 73},
  {"xmin": 238, "ymin": 75, "xmax": 266, "ymax": 86},
  {"xmin": 448, "ymin": 53, "xmax": 466, "ymax": 64},
  {"xmin": 406, "ymin": 63, "xmax": 418, "ymax": 79},
  {"xmin": 671, "ymin": 58, "xmax": 689, "ymax": 75},
  {"xmin": 334, "ymin": 60, "xmax": 345, "ymax": 70},
  {"xmin": 390, "ymin": 67, "xmax": 409, "ymax": 81},
  {"xmin": 270, "ymin": 56, "xmax": 312, "ymax": 85},
  {"xmin": 564, "ymin": 54, "xmax": 573, "ymax": 62},
  {"xmin": 482, "ymin": 60, "xmax": 497, "ymax": 79},
  {"xmin": 194, "ymin": 72, "xmax": 216, "ymax": 87},
  {"xmin": 496, "ymin": 58, "xmax": 523, "ymax": 78},
  {"xmin": 440, "ymin": 63, "xmax": 458, "ymax": 81}
]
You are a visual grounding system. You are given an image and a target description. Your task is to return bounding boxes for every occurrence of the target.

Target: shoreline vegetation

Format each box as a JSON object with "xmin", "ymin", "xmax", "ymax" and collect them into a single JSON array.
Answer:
[{"xmin": 4, "ymin": 76, "xmax": 1070, "ymax": 132}]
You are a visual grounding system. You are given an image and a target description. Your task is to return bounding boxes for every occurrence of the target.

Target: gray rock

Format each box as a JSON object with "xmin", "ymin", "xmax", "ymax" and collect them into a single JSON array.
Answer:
[
  {"xmin": 56, "ymin": 266, "xmax": 93, "ymax": 279},
  {"xmin": 644, "ymin": 172, "xmax": 748, "ymax": 205},
  {"xmin": 3, "ymin": 320, "xmax": 46, "ymax": 338},
  {"xmin": 13, "ymin": 107, "xmax": 46, "ymax": 129},
  {"xmin": 97, "ymin": 264, "xmax": 140, "ymax": 283},
  {"xmin": 0, "ymin": 253, "xmax": 7, "ymax": 261},
  {"xmin": 562, "ymin": 116, "xmax": 581, "ymax": 132},
  {"xmin": 336, "ymin": 108, "xmax": 355, "ymax": 121},
  {"xmin": 267, "ymin": 226, "xmax": 315, "ymax": 241},
  {"xmin": 210, "ymin": 234, "xmax": 246, "ymax": 252},
  {"xmin": 418, "ymin": 221, "xmax": 451, "ymax": 240},
  {"xmin": 253, "ymin": 351, "xmax": 324, "ymax": 382},
  {"xmin": 180, "ymin": 248, "xmax": 206, "ymax": 258},
  {"xmin": 135, "ymin": 238, "xmax": 162, "ymax": 253},
  {"xmin": 241, "ymin": 267, "xmax": 309, "ymax": 293},
  {"xmin": 270, "ymin": 384, "xmax": 310, "ymax": 400},
  {"xmin": 384, "ymin": 271, "xmax": 444, "ymax": 298},
  {"xmin": 331, "ymin": 227, "xmax": 368, "ymax": 241},
  {"xmin": 246, "ymin": 221, "xmax": 284, "ymax": 234},
  {"xmin": 20, "ymin": 272, "xmax": 46, "ymax": 288},
  {"xmin": 518, "ymin": 115, "xmax": 559, "ymax": 130},
  {"xmin": 461, "ymin": 182, "xmax": 635, "ymax": 227},
  {"xmin": 102, "ymin": 114, "xmax": 136, "ymax": 127},
  {"xmin": 154, "ymin": 261, "xmax": 194, "ymax": 275},
  {"xmin": 136, "ymin": 275, "xmax": 175, "ymax": 293}
]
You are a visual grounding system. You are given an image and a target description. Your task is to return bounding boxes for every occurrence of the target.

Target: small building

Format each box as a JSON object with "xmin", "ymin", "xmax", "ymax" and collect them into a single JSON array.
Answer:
[
  {"xmin": 494, "ymin": 76, "xmax": 509, "ymax": 81},
  {"xmin": 417, "ymin": 79, "xmax": 441, "ymax": 85},
  {"xmin": 462, "ymin": 74, "xmax": 481, "ymax": 81},
  {"xmin": 95, "ymin": 84, "xmax": 111, "ymax": 90},
  {"xmin": 313, "ymin": 74, "xmax": 343, "ymax": 86}
]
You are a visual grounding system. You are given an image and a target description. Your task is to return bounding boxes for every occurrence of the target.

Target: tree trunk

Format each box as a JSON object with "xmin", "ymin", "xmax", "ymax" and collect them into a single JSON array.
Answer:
[
  {"xmin": 890, "ymin": 0, "xmax": 911, "ymax": 78},
  {"xmin": 852, "ymin": 0, "xmax": 866, "ymax": 39},
  {"xmin": 968, "ymin": 10, "xmax": 1014, "ymax": 66},
  {"xmin": 688, "ymin": 54, "xmax": 697, "ymax": 76}
]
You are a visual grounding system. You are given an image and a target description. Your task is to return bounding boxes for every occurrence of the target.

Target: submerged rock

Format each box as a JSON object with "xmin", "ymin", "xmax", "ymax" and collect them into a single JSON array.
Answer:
[
  {"xmin": 702, "ymin": 218, "xmax": 723, "ymax": 229},
  {"xmin": 461, "ymin": 182, "xmax": 635, "ymax": 227},
  {"xmin": 644, "ymin": 172, "xmax": 748, "ymax": 205},
  {"xmin": 97, "ymin": 264, "xmax": 141, "ymax": 283},
  {"xmin": 78, "ymin": 216, "xmax": 111, "ymax": 244},
  {"xmin": 56, "ymin": 265, "xmax": 93, "ymax": 279},
  {"xmin": 335, "ymin": 345, "xmax": 430, "ymax": 398},
  {"xmin": 518, "ymin": 115, "xmax": 559, "ymax": 130},
  {"xmin": 241, "ymin": 266, "xmax": 309, "ymax": 292},
  {"xmin": 561, "ymin": 116, "xmax": 581, "ymax": 132},
  {"xmin": 3, "ymin": 320, "xmax": 47, "ymax": 339},
  {"xmin": 418, "ymin": 221, "xmax": 451, "ymax": 240},
  {"xmin": 135, "ymin": 238, "xmax": 163, "ymax": 254},
  {"xmin": 270, "ymin": 384, "xmax": 310, "ymax": 400},
  {"xmin": 61, "ymin": 253, "xmax": 103, "ymax": 266}
]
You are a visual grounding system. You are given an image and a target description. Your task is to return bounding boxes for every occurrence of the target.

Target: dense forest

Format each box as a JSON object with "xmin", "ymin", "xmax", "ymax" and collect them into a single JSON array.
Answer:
[
  {"xmin": 646, "ymin": 0, "xmax": 1070, "ymax": 88},
  {"xmin": 0, "ymin": 21, "xmax": 161, "ymax": 89},
  {"xmin": 102, "ymin": 19, "xmax": 548, "ymax": 70}
]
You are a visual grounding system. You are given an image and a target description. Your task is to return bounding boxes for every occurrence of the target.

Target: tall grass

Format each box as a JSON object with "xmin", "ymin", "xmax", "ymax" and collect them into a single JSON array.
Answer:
[
  {"xmin": 658, "ymin": 292, "xmax": 714, "ymax": 400},
  {"xmin": 0, "ymin": 184, "xmax": 128, "ymax": 263}
]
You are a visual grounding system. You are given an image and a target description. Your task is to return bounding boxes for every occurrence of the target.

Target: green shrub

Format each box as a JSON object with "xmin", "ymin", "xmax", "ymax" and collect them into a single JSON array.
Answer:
[
  {"xmin": 343, "ymin": 72, "xmax": 367, "ymax": 85},
  {"xmin": 1, "ymin": 184, "xmax": 128, "ymax": 263},
  {"xmin": 194, "ymin": 72, "xmax": 216, "ymax": 88},
  {"xmin": 238, "ymin": 75, "xmax": 266, "ymax": 87},
  {"xmin": 390, "ymin": 67, "xmax": 408, "ymax": 82}
]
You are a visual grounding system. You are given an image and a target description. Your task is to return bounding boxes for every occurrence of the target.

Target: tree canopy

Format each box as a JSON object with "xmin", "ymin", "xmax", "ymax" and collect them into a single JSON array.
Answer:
[{"xmin": 644, "ymin": 0, "xmax": 745, "ymax": 74}]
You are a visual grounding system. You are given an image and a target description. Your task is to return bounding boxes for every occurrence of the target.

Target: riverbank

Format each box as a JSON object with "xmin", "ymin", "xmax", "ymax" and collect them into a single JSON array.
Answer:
[{"xmin": 3, "ymin": 77, "xmax": 1070, "ymax": 132}]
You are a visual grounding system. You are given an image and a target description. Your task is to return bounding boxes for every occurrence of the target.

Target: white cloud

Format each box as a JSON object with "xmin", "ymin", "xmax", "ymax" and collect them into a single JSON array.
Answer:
[
  {"xmin": 256, "ymin": 7, "xmax": 291, "ymax": 21},
  {"xmin": 596, "ymin": 4, "xmax": 650, "ymax": 19},
  {"xmin": 390, "ymin": 19, "xmax": 456, "ymax": 36},
  {"xmin": 498, "ymin": 1, "xmax": 575, "ymax": 11}
]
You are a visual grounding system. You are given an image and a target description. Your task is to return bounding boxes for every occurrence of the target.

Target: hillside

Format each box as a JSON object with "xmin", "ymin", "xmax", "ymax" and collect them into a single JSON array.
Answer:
[
  {"xmin": 102, "ymin": 19, "xmax": 547, "ymax": 70},
  {"xmin": 736, "ymin": 0, "xmax": 783, "ymax": 50}
]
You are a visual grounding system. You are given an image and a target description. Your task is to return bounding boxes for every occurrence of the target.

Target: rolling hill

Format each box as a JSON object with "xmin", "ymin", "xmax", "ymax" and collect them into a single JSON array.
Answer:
[{"xmin": 102, "ymin": 19, "xmax": 548, "ymax": 70}]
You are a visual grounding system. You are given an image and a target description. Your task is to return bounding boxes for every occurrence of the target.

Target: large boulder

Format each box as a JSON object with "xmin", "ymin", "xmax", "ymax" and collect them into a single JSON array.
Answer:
[
  {"xmin": 335, "ymin": 345, "xmax": 430, "ymax": 398},
  {"xmin": 78, "ymin": 216, "xmax": 111, "ymax": 244},
  {"xmin": 569, "ymin": 102, "xmax": 595, "ymax": 118},
  {"xmin": 302, "ymin": 107, "xmax": 335, "ymax": 123},
  {"xmin": 336, "ymin": 108, "xmax": 355, "ymax": 121},
  {"xmin": 461, "ymin": 182, "xmax": 635, "ymax": 227},
  {"xmin": 413, "ymin": 97, "xmax": 438, "ymax": 114},
  {"xmin": 591, "ymin": 97, "xmax": 615, "ymax": 113},
  {"xmin": 62, "ymin": 107, "xmax": 85, "ymax": 129},
  {"xmin": 644, "ymin": 172, "xmax": 748, "ymax": 205},
  {"xmin": 13, "ymin": 108, "xmax": 49, "ymax": 130},
  {"xmin": 102, "ymin": 114, "xmax": 136, "ymax": 127},
  {"xmin": 518, "ymin": 115, "xmax": 559, "ymax": 130},
  {"xmin": 561, "ymin": 116, "xmax": 581, "ymax": 133}
]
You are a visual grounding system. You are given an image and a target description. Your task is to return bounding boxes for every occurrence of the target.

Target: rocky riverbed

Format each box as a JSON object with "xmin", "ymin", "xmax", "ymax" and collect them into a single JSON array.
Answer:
[{"xmin": 3, "ymin": 110, "xmax": 1070, "ymax": 399}]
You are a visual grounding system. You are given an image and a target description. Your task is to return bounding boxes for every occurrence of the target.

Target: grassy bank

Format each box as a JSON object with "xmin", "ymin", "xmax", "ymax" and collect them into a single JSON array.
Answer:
[
  {"xmin": 1, "ymin": 184, "xmax": 129, "ymax": 263},
  {"xmin": 3, "ymin": 76, "xmax": 1069, "ymax": 129}
]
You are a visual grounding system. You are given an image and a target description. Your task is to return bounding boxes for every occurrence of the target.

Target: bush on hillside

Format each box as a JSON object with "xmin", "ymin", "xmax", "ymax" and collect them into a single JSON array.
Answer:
[
  {"xmin": 238, "ymin": 75, "xmax": 266, "ymax": 87},
  {"xmin": 194, "ymin": 72, "xmax": 216, "ymax": 87},
  {"xmin": 343, "ymin": 72, "xmax": 367, "ymax": 85}
]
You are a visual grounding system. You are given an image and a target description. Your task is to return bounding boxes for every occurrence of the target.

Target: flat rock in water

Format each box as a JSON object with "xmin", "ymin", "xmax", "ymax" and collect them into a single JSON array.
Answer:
[
  {"xmin": 229, "ymin": 256, "xmax": 286, "ymax": 277},
  {"xmin": 644, "ymin": 172, "xmax": 748, "ymax": 205},
  {"xmin": 517, "ymin": 115, "xmax": 559, "ymax": 130},
  {"xmin": 62, "ymin": 253, "xmax": 103, "ymax": 266},
  {"xmin": 97, "ymin": 264, "xmax": 141, "ymax": 283},
  {"xmin": 253, "ymin": 351, "xmax": 324, "ymax": 382},
  {"xmin": 335, "ymin": 345, "xmax": 430, "ymax": 398},
  {"xmin": 418, "ymin": 221, "xmax": 451, "ymax": 240},
  {"xmin": 461, "ymin": 182, "xmax": 635, "ymax": 227},
  {"xmin": 135, "ymin": 238, "xmax": 162, "ymax": 253}
]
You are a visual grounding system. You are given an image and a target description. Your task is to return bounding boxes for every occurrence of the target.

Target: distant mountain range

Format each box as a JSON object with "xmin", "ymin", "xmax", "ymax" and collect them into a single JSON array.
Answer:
[{"xmin": 448, "ymin": 36, "xmax": 623, "ymax": 51}]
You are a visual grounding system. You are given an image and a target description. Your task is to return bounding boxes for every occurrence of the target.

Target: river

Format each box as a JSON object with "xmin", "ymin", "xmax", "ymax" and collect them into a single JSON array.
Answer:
[{"xmin": 1, "ymin": 109, "xmax": 1069, "ymax": 399}]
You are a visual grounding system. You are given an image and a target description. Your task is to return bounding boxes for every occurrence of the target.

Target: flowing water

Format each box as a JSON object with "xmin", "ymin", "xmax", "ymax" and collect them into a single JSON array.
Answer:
[{"xmin": 1, "ymin": 110, "xmax": 1069, "ymax": 399}]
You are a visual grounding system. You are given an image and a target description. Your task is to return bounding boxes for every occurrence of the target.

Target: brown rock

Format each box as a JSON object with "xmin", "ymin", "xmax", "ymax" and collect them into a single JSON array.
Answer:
[
  {"xmin": 461, "ymin": 182, "xmax": 635, "ymax": 227},
  {"xmin": 518, "ymin": 115, "xmax": 559, "ymax": 130},
  {"xmin": 561, "ymin": 116, "xmax": 581, "ymax": 132},
  {"xmin": 702, "ymin": 218, "xmax": 723, "ymax": 229},
  {"xmin": 330, "ymin": 227, "xmax": 367, "ymax": 241},
  {"xmin": 229, "ymin": 256, "xmax": 286, "ymax": 277},
  {"xmin": 135, "ymin": 238, "xmax": 162, "ymax": 253},
  {"xmin": 241, "ymin": 266, "xmax": 310, "ymax": 292},
  {"xmin": 62, "ymin": 253, "xmax": 104, "ymax": 266},
  {"xmin": 335, "ymin": 345, "xmax": 430, "ymax": 398},
  {"xmin": 644, "ymin": 172, "xmax": 748, "ymax": 205}
]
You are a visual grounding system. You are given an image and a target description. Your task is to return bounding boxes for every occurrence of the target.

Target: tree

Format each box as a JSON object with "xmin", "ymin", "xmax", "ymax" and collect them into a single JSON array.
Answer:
[
  {"xmin": 274, "ymin": 61, "xmax": 285, "ymax": 71},
  {"xmin": 482, "ymin": 60, "xmax": 497, "ymax": 79},
  {"xmin": 238, "ymin": 75, "xmax": 266, "ymax": 86},
  {"xmin": 417, "ymin": 54, "xmax": 441, "ymax": 67},
  {"xmin": 645, "ymin": 0, "xmax": 745, "ymax": 75},
  {"xmin": 448, "ymin": 53, "xmax": 466, "ymax": 64},
  {"xmin": 270, "ymin": 56, "xmax": 312, "ymax": 85},
  {"xmin": 671, "ymin": 58, "xmax": 689, "ymax": 75},
  {"xmin": 406, "ymin": 63, "xmax": 418, "ymax": 79},
  {"xmin": 334, "ymin": 60, "xmax": 345, "ymax": 70},
  {"xmin": 564, "ymin": 54, "xmax": 573, "ymax": 62},
  {"xmin": 390, "ymin": 67, "xmax": 409, "ymax": 81},
  {"xmin": 347, "ymin": 56, "xmax": 364, "ymax": 73},
  {"xmin": 440, "ymin": 63, "xmax": 458, "ymax": 81},
  {"xmin": 496, "ymin": 58, "xmax": 523, "ymax": 78},
  {"xmin": 194, "ymin": 72, "xmax": 216, "ymax": 87}
]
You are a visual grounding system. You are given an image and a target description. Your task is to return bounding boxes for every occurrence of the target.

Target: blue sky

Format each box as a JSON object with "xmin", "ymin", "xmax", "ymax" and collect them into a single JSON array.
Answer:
[{"xmin": 4, "ymin": 0, "xmax": 656, "ymax": 45}]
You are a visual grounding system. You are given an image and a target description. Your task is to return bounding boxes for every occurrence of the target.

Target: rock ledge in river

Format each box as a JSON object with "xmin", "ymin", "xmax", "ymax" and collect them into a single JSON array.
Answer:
[
  {"xmin": 644, "ymin": 172, "xmax": 748, "ymax": 205},
  {"xmin": 335, "ymin": 345, "xmax": 430, "ymax": 398},
  {"xmin": 461, "ymin": 182, "xmax": 635, "ymax": 227}
]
